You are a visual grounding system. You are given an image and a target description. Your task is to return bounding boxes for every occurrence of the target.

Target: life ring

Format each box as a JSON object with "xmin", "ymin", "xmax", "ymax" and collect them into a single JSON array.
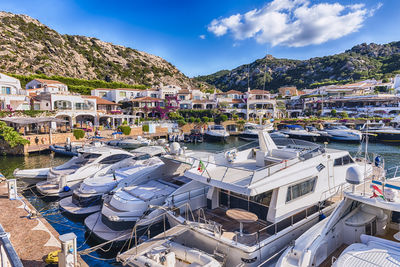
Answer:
[{"xmin": 225, "ymin": 150, "xmax": 237, "ymax": 163}]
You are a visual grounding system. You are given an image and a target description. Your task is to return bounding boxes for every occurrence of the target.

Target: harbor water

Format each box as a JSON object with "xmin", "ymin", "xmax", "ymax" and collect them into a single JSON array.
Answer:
[{"xmin": 0, "ymin": 137, "xmax": 399, "ymax": 266}]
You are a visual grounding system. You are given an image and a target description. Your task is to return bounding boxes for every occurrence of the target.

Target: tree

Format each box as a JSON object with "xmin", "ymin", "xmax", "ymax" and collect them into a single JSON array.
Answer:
[
  {"xmin": 215, "ymin": 114, "xmax": 228, "ymax": 124},
  {"xmin": 194, "ymin": 118, "xmax": 201, "ymax": 123},
  {"xmin": 0, "ymin": 122, "xmax": 30, "ymax": 148},
  {"xmin": 339, "ymin": 111, "xmax": 349, "ymax": 118},
  {"xmin": 202, "ymin": 116, "xmax": 209, "ymax": 123},
  {"xmin": 331, "ymin": 109, "xmax": 337, "ymax": 117},
  {"xmin": 236, "ymin": 119, "xmax": 246, "ymax": 131},
  {"xmin": 189, "ymin": 117, "xmax": 195, "ymax": 123},
  {"xmin": 177, "ymin": 119, "xmax": 186, "ymax": 126},
  {"xmin": 142, "ymin": 125, "xmax": 149, "ymax": 132},
  {"xmin": 73, "ymin": 129, "xmax": 85, "ymax": 140}
]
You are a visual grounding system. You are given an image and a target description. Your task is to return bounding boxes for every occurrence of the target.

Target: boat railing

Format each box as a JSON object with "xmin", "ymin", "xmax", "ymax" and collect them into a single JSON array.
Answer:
[
  {"xmin": 386, "ymin": 165, "xmax": 400, "ymax": 179},
  {"xmin": 168, "ymin": 186, "xmax": 209, "ymax": 206},
  {"xmin": 228, "ymin": 195, "xmax": 340, "ymax": 247},
  {"xmin": 0, "ymin": 223, "xmax": 23, "ymax": 267}
]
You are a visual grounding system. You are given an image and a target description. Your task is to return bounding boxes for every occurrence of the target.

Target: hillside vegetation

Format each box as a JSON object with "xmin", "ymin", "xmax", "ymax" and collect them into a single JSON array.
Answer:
[
  {"xmin": 0, "ymin": 11, "xmax": 193, "ymax": 88},
  {"xmin": 195, "ymin": 43, "xmax": 400, "ymax": 92}
]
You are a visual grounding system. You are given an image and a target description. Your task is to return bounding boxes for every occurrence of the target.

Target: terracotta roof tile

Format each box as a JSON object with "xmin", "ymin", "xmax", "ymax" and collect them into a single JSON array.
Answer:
[
  {"xmin": 249, "ymin": 89, "xmax": 270, "ymax": 94},
  {"xmin": 33, "ymin": 79, "xmax": 66, "ymax": 85},
  {"xmin": 82, "ymin": 95, "xmax": 119, "ymax": 105},
  {"xmin": 130, "ymin": 96, "xmax": 162, "ymax": 102}
]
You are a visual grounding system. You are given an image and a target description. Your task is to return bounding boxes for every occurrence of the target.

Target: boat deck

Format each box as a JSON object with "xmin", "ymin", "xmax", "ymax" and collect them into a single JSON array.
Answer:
[
  {"xmin": 117, "ymin": 225, "xmax": 188, "ymax": 264},
  {"xmin": 190, "ymin": 207, "xmax": 270, "ymax": 245},
  {"xmin": 319, "ymin": 229, "xmax": 400, "ymax": 267}
]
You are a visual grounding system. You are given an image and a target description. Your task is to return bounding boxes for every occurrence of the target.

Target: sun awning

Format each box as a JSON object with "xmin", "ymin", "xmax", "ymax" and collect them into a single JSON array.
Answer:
[{"xmin": 0, "ymin": 117, "xmax": 68, "ymax": 125}]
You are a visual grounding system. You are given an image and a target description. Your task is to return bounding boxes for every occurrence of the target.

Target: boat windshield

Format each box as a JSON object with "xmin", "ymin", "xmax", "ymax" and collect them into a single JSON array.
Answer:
[
  {"xmin": 286, "ymin": 125, "xmax": 304, "ymax": 130},
  {"xmin": 328, "ymin": 125, "xmax": 348, "ymax": 130},
  {"xmin": 212, "ymin": 125, "xmax": 225, "ymax": 130}
]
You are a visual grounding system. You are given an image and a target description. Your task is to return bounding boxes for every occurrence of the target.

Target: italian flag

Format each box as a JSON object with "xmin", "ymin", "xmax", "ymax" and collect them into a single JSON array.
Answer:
[
  {"xmin": 371, "ymin": 185, "xmax": 385, "ymax": 200},
  {"xmin": 198, "ymin": 160, "xmax": 205, "ymax": 172}
]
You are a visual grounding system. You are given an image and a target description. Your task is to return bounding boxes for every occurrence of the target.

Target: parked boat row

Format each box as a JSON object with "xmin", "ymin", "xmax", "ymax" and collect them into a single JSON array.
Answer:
[{"xmin": 14, "ymin": 130, "xmax": 397, "ymax": 266}]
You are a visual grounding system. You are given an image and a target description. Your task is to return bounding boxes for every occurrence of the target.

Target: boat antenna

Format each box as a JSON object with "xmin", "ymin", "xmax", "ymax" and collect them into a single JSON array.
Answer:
[{"xmin": 364, "ymin": 113, "xmax": 369, "ymax": 195}]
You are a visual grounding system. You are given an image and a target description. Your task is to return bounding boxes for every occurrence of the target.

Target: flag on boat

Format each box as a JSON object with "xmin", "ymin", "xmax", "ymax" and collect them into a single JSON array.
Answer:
[
  {"xmin": 371, "ymin": 184, "xmax": 385, "ymax": 200},
  {"xmin": 198, "ymin": 160, "xmax": 205, "ymax": 172}
]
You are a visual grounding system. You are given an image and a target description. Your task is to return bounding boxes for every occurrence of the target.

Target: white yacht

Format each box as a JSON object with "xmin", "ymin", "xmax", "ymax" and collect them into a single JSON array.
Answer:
[
  {"xmin": 118, "ymin": 136, "xmax": 152, "ymax": 149},
  {"xmin": 157, "ymin": 132, "xmax": 376, "ymax": 266},
  {"xmin": 84, "ymin": 143, "xmax": 211, "ymax": 243},
  {"xmin": 278, "ymin": 168, "xmax": 400, "ymax": 267},
  {"xmin": 279, "ymin": 125, "xmax": 320, "ymax": 142},
  {"xmin": 239, "ymin": 122, "xmax": 274, "ymax": 141},
  {"xmin": 59, "ymin": 146, "xmax": 166, "ymax": 217},
  {"xmin": 35, "ymin": 147, "xmax": 133, "ymax": 198},
  {"xmin": 324, "ymin": 123, "xmax": 362, "ymax": 142},
  {"xmin": 204, "ymin": 125, "xmax": 229, "ymax": 142}
]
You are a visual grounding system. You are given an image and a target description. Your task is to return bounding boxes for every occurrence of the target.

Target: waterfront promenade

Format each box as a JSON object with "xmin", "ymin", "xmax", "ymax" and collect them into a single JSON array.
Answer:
[{"xmin": 0, "ymin": 180, "xmax": 87, "ymax": 266}]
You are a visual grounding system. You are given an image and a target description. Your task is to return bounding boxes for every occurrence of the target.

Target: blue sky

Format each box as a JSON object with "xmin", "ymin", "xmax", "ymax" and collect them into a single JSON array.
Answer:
[{"xmin": 0, "ymin": 0, "xmax": 396, "ymax": 77}]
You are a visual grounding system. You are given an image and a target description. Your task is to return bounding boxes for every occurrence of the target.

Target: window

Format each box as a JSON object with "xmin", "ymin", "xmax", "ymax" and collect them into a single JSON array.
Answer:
[
  {"xmin": 250, "ymin": 191, "xmax": 272, "ymax": 206},
  {"xmin": 256, "ymin": 95, "xmax": 262, "ymax": 99},
  {"xmin": 334, "ymin": 155, "xmax": 354, "ymax": 166},
  {"xmin": 151, "ymin": 94, "xmax": 158, "ymax": 98},
  {"xmin": 119, "ymin": 92, "xmax": 126, "ymax": 97},
  {"xmin": 6, "ymin": 87, "xmax": 10, "ymax": 94},
  {"xmin": 286, "ymin": 177, "xmax": 317, "ymax": 202},
  {"xmin": 99, "ymin": 154, "xmax": 132, "ymax": 164},
  {"xmin": 179, "ymin": 95, "xmax": 185, "ymax": 100}
]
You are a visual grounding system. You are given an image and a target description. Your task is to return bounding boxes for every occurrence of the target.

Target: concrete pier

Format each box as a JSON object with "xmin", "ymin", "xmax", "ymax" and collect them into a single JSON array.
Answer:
[{"xmin": 0, "ymin": 180, "xmax": 87, "ymax": 266}]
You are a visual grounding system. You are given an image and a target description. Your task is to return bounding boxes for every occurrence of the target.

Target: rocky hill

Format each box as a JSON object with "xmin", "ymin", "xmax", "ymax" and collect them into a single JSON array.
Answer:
[
  {"xmin": 0, "ymin": 11, "xmax": 193, "ymax": 88},
  {"xmin": 195, "ymin": 42, "xmax": 400, "ymax": 92}
]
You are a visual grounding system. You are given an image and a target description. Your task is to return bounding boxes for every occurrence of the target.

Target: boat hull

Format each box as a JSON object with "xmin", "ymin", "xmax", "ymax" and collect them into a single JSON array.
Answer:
[
  {"xmin": 13, "ymin": 167, "xmax": 50, "ymax": 184},
  {"xmin": 285, "ymin": 133, "xmax": 318, "ymax": 142},
  {"xmin": 374, "ymin": 132, "xmax": 400, "ymax": 144},
  {"xmin": 238, "ymin": 133, "xmax": 258, "ymax": 141},
  {"xmin": 204, "ymin": 133, "xmax": 228, "ymax": 142},
  {"xmin": 59, "ymin": 195, "xmax": 102, "ymax": 218},
  {"xmin": 50, "ymin": 145, "xmax": 78, "ymax": 157}
]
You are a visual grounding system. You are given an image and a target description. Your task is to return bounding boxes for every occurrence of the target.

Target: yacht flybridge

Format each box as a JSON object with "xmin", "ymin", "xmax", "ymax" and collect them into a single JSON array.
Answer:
[
  {"xmin": 278, "ymin": 167, "xmax": 400, "ymax": 267},
  {"xmin": 35, "ymin": 146, "xmax": 133, "ymax": 198},
  {"xmin": 154, "ymin": 131, "xmax": 377, "ymax": 266},
  {"xmin": 59, "ymin": 146, "xmax": 166, "ymax": 217}
]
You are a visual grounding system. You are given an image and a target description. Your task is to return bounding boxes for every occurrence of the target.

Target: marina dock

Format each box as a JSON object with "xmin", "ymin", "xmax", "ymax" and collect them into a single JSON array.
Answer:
[{"xmin": 0, "ymin": 180, "xmax": 88, "ymax": 267}]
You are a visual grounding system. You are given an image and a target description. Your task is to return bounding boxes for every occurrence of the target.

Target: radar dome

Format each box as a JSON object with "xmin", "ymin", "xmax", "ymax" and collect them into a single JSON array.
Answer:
[
  {"xmin": 346, "ymin": 166, "xmax": 364, "ymax": 185},
  {"xmin": 170, "ymin": 142, "xmax": 181, "ymax": 155}
]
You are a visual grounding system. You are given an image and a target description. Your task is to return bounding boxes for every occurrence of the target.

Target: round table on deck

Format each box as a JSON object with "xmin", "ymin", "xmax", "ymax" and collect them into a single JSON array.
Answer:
[{"xmin": 226, "ymin": 208, "xmax": 258, "ymax": 236}]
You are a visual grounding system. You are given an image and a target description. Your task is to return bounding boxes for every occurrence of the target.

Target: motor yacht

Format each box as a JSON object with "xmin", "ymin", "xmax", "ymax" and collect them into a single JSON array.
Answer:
[
  {"xmin": 359, "ymin": 121, "xmax": 400, "ymax": 144},
  {"xmin": 279, "ymin": 124, "xmax": 320, "ymax": 142},
  {"xmin": 157, "ymin": 131, "xmax": 377, "ymax": 266},
  {"xmin": 278, "ymin": 167, "xmax": 400, "ymax": 267},
  {"xmin": 84, "ymin": 143, "xmax": 212, "ymax": 243},
  {"xmin": 35, "ymin": 146, "xmax": 133, "ymax": 198},
  {"xmin": 239, "ymin": 122, "xmax": 274, "ymax": 141},
  {"xmin": 59, "ymin": 146, "xmax": 166, "ymax": 217},
  {"xmin": 324, "ymin": 123, "xmax": 362, "ymax": 142},
  {"xmin": 204, "ymin": 125, "xmax": 229, "ymax": 142}
]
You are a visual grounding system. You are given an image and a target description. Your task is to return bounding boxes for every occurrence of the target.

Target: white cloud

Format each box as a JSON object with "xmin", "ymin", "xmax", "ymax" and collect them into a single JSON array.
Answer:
[
  {"xmin": 207, "ymin": 0, "xmax": 381, "ymax": 47},
  {"xmin": 199, "ymin": 34, "xmax": 206, "ymax": 39}
]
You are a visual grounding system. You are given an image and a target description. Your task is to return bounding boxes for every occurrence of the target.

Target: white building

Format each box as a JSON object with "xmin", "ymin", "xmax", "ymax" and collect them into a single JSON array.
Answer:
[
  {"xmin": 0, "ymin": 73, "xmax": 29, "ymax": 110},
  {"xmin": 26, "ymin": 78, "xmax": 69, "ymax": 94}
]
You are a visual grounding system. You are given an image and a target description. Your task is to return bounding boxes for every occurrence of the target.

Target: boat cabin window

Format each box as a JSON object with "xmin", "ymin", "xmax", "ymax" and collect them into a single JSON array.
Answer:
[
  {"xmin": 334, "ymin": 155, "xmax": 354, "ymax": 166},
  {"xmin": 286, "ymin": 177, "xmax": 317, "ymax": 203},
  {"xmin": 82, "ymin": 153, "xmax": 101, "ymax": 159},
  {"xmin": 99, "ymin": 154, "xmax": 132, "ymax": 164},
  {"xmin": 212, "ymin": 125, "xmax": 225, "ymax": 130}
]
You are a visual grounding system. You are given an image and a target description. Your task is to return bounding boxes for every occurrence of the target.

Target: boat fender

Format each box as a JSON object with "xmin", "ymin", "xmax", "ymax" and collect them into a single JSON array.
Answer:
[
  {"xmin": 319, "ymin": 213, "xmax": 326, "ymax": 221},
  {"xmin": 63, "ymin": 186, "xmax": 71, "ymax": 192},
  {"xmin": 45, "ymin": 250, "xmax": 60, "ymax": 264},
  {"xmin": 375, "ymin": 156, "xmax": 383, "ymax": 167}
]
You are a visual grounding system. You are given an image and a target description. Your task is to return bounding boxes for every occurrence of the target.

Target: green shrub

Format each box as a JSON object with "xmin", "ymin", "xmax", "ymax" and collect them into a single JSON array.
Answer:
[
  {"xmin": 142, "ymin": 124, "xmax": 149, "ymax": 132},
  {"xmin": 331, "ymin": 109, "xmax": 337, "ymax": 117},
  {"xmin": 189, "ymin": 117, "xmax": 195, "ymax": 123},
  {"xmin": 194, "ymin": 118, "xmax": 201, "ymax": 123},
  {"xmin": 215, "ymin": 114, "xmax": 228, "ymax": 124},
  {"xmin": 177, "ymin": 119, "xmax": 186, "ymax": 126},
  {"xmin": 209, "ymin": 118, "xmax": 214, "ymax": 122},
  {"xmin": 0, "ymin": 121, "xmax": 30, "ymax": 147},
  {"xmin": 118, "ymin": 125, "xmax": 131, "ymax": 135},
  {"xmin": 122, "ymin": 120, "xmax": 128, "ymax": 125},
  {"xmin": 339, "ymin": 111, "xmax": 349, "ymax": 118},
  {"xmin": 202, "ymin": 116, "xmax": 209, "ymax": 123},
  {"xmin": 232, "ymin": 114, "xmax": 239, "ymax": 120},
  {"xmin": 73, "ymin": 129, "xmax": 85, "ymax": 140}
]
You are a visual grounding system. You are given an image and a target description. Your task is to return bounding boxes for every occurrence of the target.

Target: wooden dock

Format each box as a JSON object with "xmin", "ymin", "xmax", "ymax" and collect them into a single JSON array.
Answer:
[{"xmin": 0, "ymin": 180, "xmax": 87, "ymax": 266}]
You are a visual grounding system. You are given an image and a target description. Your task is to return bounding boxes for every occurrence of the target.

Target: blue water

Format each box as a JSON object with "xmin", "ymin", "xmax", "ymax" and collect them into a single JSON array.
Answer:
[{"xmin": 1, "ymin": 138, "xmax": 400, "ymax": 266}]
